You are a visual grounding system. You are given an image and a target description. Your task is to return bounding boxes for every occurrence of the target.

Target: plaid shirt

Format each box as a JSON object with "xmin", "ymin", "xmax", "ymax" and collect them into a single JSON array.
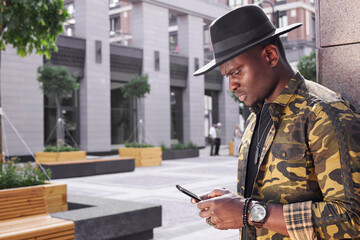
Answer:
[{"xmin": 237, "ymin": 72, "xmax": 360, "ymax": 239}]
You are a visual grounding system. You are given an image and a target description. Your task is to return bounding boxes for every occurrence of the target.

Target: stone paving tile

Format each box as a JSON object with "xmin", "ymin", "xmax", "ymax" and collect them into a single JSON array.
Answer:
[{"xmin": 54, "ymin": 145, "xmax": 240, "ymax": 240}]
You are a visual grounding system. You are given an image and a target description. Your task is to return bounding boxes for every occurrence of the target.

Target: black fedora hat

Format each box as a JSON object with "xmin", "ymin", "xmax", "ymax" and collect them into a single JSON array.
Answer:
[{"xmin": 193, "ymin": 5, "xmax": 302, "ymax": 76}]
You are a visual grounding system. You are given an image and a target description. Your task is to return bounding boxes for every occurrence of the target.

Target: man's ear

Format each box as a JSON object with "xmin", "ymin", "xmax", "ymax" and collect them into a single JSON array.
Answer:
[{"xmin": 263, "ymin": 44, "xmax": 279, "ymax": 67}]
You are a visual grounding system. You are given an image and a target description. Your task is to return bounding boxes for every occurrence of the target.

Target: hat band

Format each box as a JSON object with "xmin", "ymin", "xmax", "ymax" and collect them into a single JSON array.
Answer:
[{"xmin": 212, "ymin": 21, "xmax": 275, "ymax": 57}]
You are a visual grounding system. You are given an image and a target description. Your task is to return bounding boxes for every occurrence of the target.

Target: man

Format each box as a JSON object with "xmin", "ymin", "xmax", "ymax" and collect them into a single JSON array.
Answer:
[
  {"xmin": 214, "ymin": 122, "xmax": 222, "ymax": 155},
  {"xmin": 209, "ymin": 123, "xmax": 217, "ymax": 156},
  {"xmin": 192, "ymin": 5, "xmax": 360, "ymax": 240}
]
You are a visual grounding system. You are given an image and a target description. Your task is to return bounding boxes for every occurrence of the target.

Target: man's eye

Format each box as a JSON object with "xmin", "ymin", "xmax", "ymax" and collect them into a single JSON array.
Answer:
[{"xmin": 233, "ymin": 71, "xmax": 240, "ymax": 76}]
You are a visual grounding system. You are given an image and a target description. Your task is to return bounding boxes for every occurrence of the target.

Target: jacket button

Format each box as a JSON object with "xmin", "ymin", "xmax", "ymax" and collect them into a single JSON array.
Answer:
[{"xmin": 282, "ymin": 152, "xmax": 287, "ymax": 157}]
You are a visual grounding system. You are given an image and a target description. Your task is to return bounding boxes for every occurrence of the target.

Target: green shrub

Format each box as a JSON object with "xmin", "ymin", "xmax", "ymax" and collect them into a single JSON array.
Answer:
[
  {"xmin": 297, "ymin": 50, "xmax": 316, "ymax": 82},
  {"xmin": 44, "ymin": 145, "xmax": 79, "ymax": 152},
  {"xmin": 173, "ymin": 142, "xmax": 184, "ymax": 150},
  {"xmin": 124, "ymin": 142, "xmax": 154, "ymax": 148},
  {"xmin": 0, "ymin": 162, "xmax": 52, "ymax": 189},
  {"xmin": 160, "ymin": 143, "xmax": 169, "ymax": 151},
  {"xmin": 185, "ymin": 141, "xmax": 197, "ymax": 149}
]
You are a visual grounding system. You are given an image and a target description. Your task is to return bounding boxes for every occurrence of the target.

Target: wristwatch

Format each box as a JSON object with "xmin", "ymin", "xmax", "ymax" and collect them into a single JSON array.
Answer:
[{"xmin": 248, "ymin": 201, "xmax": 267, "ymax": 229}]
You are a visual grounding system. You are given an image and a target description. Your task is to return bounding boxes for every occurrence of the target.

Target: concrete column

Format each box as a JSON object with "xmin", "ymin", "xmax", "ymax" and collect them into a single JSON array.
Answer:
[
  {"xmin": 316, "ymin": 0, "xmax": 360, "ymax": 111},
  {"xmin": 177, "ymin": 15, "xmax": 206, "ymax": 147},
  {"xmin": 0, "ymin": 47, "xmax": 43, "ymax": 155},
  {"xmin": 75, "ymin": 0, "xmax": 111, "ymax": 152},
  {"xmin": 219, "ymin": 77, "xmax": 239, "ymax": 145},
  {"xmin": 132, "ymin": 2, "xmax": 171, "ymax": 146}
]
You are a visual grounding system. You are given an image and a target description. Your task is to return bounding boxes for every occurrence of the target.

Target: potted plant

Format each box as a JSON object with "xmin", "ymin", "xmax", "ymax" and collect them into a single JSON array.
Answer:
[
  {"xmin": 35, "ymin": 145, "xmax": 86, "ymax": 164},
  {"xmin": 162, "ymin": 141, "xmax": 199, "ymax": 160},
  {"xmin": 35, "ymin": 64, "xmax": 85, "ymax": 162},
  {"xmin": 0, "ymin": 161, "xmax": 68, "ymax": 213},
  {"xmin": 37, "ymin": 63, "xmax": 79, "ymax": 149},
  {"xmin": 119, "ymin": 142, "xmax": 162, "ymax": 167}
]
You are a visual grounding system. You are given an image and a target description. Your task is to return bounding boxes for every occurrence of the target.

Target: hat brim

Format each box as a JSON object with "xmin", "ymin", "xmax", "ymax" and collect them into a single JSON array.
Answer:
[{"xmin": 193, "ymin": 23, "xmax": 302, "ymax": 76}]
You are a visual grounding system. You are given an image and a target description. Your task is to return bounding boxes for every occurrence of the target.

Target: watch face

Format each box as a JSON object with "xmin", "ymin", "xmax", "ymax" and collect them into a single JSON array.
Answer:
[{"xmin": 250, "ymin": 204, "xmax": 266, "ymax": 222}]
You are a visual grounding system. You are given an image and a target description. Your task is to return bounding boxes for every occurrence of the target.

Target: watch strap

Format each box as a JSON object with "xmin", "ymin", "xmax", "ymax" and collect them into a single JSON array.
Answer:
[{"xmin": 242, "ymin": 198, "xmax": 252, "ymax": 228}]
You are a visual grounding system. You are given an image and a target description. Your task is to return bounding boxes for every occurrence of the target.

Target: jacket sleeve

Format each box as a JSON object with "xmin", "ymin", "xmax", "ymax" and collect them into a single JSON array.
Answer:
[{"xmin": 307, "ymin": 102, "xmax": 360, "ymax": 239}]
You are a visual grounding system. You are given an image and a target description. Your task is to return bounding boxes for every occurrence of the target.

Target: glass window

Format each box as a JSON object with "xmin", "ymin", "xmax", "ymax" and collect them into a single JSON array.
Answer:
[
  {"xmin": 110, "ymin": 16, "xmax": 120, "ymax": 33},
  {"xmin": 109, "ymin": 0, "xmax": 120, "ymax": 8},
  {"xmin": 111, "ymin": 81, "xmax": 137, "ymax": 144},
  {"xmin": 169, "ymin": 32, "xmax": 178, "ymax": 54},
  {"xmin": 44, "ymin": 89, "xmax": 79, "ymax": 147},
  {"xmin": 278, "ymin": 12, "xmax": 288, "ymax": 37},
  {"xmin": 229, "ymin": 0, "xmax": 242, "ymax": 7},
  {"xmin": 204, "ymin": 90, "xmax": 219, "ymax": 141},
  {"xmin": 170, "ymin": 88, "xmax": 183, "ymax": 144}
]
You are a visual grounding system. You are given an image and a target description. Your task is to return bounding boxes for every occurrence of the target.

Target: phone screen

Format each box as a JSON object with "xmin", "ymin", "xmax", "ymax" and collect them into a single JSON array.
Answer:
[{"xmin": 176, "ymin": 184, "xmax": 202, "ymax": 202}]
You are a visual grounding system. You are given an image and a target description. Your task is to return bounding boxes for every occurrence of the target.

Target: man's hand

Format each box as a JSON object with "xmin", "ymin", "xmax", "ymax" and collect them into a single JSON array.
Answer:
[{"xmin": 193, "ymin": 188, "xmax": 245, "ymax": 230}]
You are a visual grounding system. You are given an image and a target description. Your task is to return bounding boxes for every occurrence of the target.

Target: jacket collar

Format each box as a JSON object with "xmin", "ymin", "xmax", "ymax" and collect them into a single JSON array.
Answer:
[{"xmin": 272, "ymin": 71, "xmax": 304, "ymax": 107}]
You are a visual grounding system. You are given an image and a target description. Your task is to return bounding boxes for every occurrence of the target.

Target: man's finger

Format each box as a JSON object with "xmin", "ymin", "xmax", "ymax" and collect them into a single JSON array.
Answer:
[
  {"xmin": 199, "ymin": 208, "xmax": 209, "ymax": 218},
  {"xmin": 197, "ymin": 200, "xmax": 211, "ymax": 211},
  {"xmin": 208, "ymin": 188, "xmax": 230, "ymax": 198}
]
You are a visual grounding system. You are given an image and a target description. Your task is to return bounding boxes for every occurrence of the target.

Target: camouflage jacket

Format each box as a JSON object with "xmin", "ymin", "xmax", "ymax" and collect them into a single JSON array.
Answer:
[{"xmin": 237, "ymin": 72, "xmax": 360, "ymax": 239}]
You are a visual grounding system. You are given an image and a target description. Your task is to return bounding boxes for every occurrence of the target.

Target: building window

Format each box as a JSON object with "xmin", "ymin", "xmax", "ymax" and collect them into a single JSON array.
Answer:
[
  {"xmin": 170, "ymin": 88, "xmax": 183, "ymax": 144},
  {"xmin": 111, "ymin": 81, "xmax": 137, "ymax": 145},
  {"xmin": 110, "ymin": 16, "xmax": 120, "ymax": 36},
  {"xmin": 204, "ymin": 27, "xmax": 213, "ymax": 60},
  {"xmin": 65, "ymin": 25, "xmax": 74, "ymax": 36},
  {"xmin": 44, "ymin": 88, "xmax": 79, "ymax": 147},
  {"xmin": 311, "ymin": 13, "xmax": 316, "ymax": 41},
  {"xmin": 278, "ymin": 11, "xmax": 288, "ymax": 37},
  {"xmin": 169, "ymin": 13, "xmax": 177, "ymax": 26},
  {"xmin": 65, "ymin": 2, "xmax": 75, "ymax": 18},
  {"xmin": 169, "ymin": 32, "xmax": 178, "ymax": 54},
  {"xmin": 229, "ymin": 0, "xmax": 242, "ymax": 8},
  {"xmin": 109, "ymin": 0, "xmax": 120, "ymax": 8},
  {"xmin": 204, "ymin": 90, "xmax": 219, "ymax": 142},
  {"xmin": 306, "ymin": 11, "xmax": 310, "ymax": 36}
]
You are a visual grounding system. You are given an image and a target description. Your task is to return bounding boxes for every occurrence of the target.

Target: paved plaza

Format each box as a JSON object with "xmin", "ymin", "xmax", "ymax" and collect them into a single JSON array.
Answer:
[{"xmin": 53, "ymin": 146, "xmax": 240, "ymax": 240}]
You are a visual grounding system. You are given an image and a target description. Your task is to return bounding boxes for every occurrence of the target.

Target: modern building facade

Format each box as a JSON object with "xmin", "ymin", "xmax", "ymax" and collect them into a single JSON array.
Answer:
[
  {"xmin": 0, "ymin": 0, "xmax": 235, "ymax": 157},
  {"xmin": 0, "ymin": 0, "xmax": 315, "ymax": 157}
]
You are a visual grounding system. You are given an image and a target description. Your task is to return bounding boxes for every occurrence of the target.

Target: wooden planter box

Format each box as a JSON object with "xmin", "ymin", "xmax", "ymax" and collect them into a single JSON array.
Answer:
[
  {"xmin": 119, "ymin": 147, "xmax": 162, "ymax": 167},
  {"xmin": 162, "ymin": 148, "xmax": 199, "ymax": 160},
  {"xmin": 0, "ymin": 182, "xmax": 68, "ymax": 213},
  {"xmin": 35, "ymin": 151, "xmax": 87, "ymax": 163},
  {"xmin": 44, "ymin": 182, "xmax": 68, "ymax": 213}
]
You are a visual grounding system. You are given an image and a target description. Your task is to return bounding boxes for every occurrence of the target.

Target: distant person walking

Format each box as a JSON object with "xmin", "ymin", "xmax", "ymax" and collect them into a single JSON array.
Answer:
[
  {"xmin": 234, "ymin": 125, "xmax": 242, "ymax": 156},
  {"xmin": 214, "ymin": 122, "xmax": 221, "ymax": 155},
  {"xmin": 208, "ymin": 124, "xmax": 216, "ymax": 156}
]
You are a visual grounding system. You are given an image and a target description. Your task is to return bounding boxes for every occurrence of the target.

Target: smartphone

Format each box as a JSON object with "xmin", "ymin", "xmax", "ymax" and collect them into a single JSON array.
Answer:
[{"xmin": 176, "ymin": 184, "xmax": 202, "ymax": 202}]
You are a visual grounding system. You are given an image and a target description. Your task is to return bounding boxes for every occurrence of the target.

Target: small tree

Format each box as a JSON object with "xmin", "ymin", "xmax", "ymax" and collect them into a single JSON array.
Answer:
[
  {"xmin": 121, "ymin": 74, "xmax": 150, "ymax": 144},
  {"xmin": 297, "ymin": 50, "xmax": 317, "ymax": 82},
  {"xmin": 37, "ymin": 64, "xmax": 79, "ymax": 149}
]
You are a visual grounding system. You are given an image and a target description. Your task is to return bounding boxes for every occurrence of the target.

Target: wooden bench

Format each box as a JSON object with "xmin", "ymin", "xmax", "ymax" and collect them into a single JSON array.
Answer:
[
  {"xmin": 39, "ymin": 157, "xmax": 135, "ymax": 179},
  {"xmin": 0, "ymin": 185, "xmax": 75, "ymax": 240}
]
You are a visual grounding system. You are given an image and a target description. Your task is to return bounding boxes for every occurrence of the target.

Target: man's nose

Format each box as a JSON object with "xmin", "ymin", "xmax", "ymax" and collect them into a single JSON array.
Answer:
[{"xmin": 228, "ymin": 77, "xmax": 238, "ymax": 91}]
